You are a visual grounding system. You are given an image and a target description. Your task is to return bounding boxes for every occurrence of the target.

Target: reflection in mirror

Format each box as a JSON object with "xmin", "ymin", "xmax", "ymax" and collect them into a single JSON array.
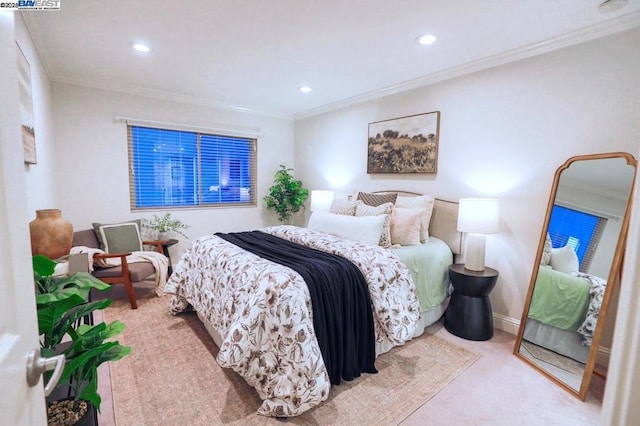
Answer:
[{"xmin": 514, "ymin": 152, "xmax": 637, "ymax": 400}]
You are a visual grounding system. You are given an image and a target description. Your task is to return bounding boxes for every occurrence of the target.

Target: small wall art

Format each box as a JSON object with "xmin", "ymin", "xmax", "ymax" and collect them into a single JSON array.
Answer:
[
  {"xmin": 17, "ymin": 43, "xmax": 36, "ymax": 164},
  {"xmin": 367, "ymin": 111, "xmax": 440, "ymax": 174}
]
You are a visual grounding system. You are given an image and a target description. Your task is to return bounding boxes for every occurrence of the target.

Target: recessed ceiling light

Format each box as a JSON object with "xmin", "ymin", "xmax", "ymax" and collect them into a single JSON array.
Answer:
[
  {"xmin": 299, "ymin": 86, "xmax": 312, "ymax": 93},
  {"xmin": 416, "ymin": 34, "xmax": 438, "ymax": 46},
  {"xmin": 131, "ymin": 43, "xmax": 150, "ymax": 53}
]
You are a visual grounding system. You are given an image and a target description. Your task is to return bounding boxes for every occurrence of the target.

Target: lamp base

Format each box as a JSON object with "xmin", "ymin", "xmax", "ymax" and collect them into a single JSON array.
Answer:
[{"xmin": 464, "ymin": 233, "xmax": 486, "ymax": 272}]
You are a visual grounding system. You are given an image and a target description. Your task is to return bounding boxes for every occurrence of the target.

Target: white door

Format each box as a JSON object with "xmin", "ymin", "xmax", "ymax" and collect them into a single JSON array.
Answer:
[{"xmin": 0, "ymin": 11, "xmax": 47, "ymax": 425}]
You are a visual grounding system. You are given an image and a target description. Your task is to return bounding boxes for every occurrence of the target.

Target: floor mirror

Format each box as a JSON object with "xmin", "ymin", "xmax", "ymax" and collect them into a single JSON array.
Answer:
[{"xmin": 513, "ymin": 152, "xmax": 637, "ymax": 400}]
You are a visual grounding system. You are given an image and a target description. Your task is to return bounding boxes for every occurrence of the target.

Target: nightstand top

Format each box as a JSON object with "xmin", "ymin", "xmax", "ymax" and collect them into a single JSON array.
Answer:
[{"xmin": 449, "ymin": 263, "xmax": 498, "ymax": 278}]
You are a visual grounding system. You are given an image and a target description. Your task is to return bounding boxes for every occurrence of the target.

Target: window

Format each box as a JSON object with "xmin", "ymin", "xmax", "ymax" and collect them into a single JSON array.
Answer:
[
  {"xmin": 128, "ymin": 125, "xmax": 256, "ymax": 209},
  {"xmin": 547, "ymin": 205, "xmax": 607, "ymax": 272}
]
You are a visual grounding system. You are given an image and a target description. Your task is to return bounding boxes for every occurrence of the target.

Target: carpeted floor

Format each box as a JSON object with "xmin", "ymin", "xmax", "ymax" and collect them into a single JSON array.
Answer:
[{"xmin": 102, "ymin": 292, "xmax": 480, "ymax": 425}]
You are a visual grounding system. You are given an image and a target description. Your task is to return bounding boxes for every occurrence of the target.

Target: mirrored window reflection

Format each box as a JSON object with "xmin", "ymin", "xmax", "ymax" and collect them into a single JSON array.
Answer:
[{"xmin": 549, "ymin": 205, "xmax": 606, "ymax": 272}]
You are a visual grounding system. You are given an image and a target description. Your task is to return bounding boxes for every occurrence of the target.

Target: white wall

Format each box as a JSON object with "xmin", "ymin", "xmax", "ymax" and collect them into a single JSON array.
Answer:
[
  {"xmin": 15, "ymin": 14, "xmax": 57, "ymax": 215},
  {"xmin": 50, "ymin": 83, "xmax": 295, "ymax": 259},
  {"xmin": 294, "ymin": 28, "xmax": 640, "ymax": 325}
]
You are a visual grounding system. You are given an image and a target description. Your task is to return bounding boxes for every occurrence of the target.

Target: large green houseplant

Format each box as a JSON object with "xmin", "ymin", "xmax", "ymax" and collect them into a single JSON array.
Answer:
[
  {"xmin": 263, "ymin": 165, "xmax": 309, "ymax": 223},
  {"xmin": 34, "ymin": 254, "xmax": 131, "ymax": 424}
]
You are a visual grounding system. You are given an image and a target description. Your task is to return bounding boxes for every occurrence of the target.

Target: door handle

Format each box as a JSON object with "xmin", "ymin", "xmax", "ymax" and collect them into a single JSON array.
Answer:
[{"xmin": 26, "ymin": 349, "xmax": 66, "ymax": 396}]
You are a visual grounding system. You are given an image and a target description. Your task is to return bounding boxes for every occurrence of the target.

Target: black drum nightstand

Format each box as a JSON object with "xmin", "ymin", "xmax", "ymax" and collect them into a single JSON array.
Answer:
[
  {"xmin": 160, "ymin": 239, "xmax": 179, "ymax": 276},
  {"xmin": 444, "ymin": 263, "xmax": 499, "ymax": 341}
]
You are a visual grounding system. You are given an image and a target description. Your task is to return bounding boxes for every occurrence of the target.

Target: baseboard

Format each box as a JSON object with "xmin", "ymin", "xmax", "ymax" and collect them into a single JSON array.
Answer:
[
  {"xmin": 493, "ymin": 313, "xmax": 520, "ymax": 336},
  {"xmin": 493, "ymin": 313, "xmax": 612, "ymax": 368},
  {"xmin": 597, "ymin": 345, "xmax": 611, "ymax": 368}
]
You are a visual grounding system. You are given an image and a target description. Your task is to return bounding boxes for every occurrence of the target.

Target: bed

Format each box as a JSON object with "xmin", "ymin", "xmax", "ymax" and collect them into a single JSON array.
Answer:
[
  {"xmin": 522, "ymin": 265, "xmax": 607, "ymax": 364},
  {"xmin": 164, "ymin": 194, "xmax": 462, "ymax": 417}
]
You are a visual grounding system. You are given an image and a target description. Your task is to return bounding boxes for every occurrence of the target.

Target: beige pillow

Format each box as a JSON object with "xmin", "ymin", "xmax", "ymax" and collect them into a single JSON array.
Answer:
[
  {"xmin": 355, "ymin": 201, "xmax": 393, "ymax": 247},
  {"xmin": 395, "ymin": 195, "xmax": 435, "ymax": 242},
  {"xmin": 390, "ymin": 207, "xmax": 425, "ymax": 246}
]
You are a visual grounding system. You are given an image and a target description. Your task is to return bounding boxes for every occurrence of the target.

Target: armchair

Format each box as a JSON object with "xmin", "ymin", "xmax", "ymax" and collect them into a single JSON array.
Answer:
[{"xmin": 72, "ymin": 228, "xmax": 168, "ymax": 309}]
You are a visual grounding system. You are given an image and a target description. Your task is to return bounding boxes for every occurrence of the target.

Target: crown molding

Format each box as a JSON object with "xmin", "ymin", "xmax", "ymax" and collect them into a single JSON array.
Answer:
[
  {"xmin": 19, "ymin": 11, "xmax": 55, "ymax": 80},
  {"xmin": 50, "ymin": 77, "xmax": 293, "ymax": 120},
  {"xmin": 294, "ymin": 11, "xmax": 640, "ymax": 120}
]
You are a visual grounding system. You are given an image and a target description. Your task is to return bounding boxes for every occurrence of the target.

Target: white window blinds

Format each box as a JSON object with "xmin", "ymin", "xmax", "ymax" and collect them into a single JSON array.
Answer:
[{"xmin": 127, "ymin": 125, "xmax": 257, "ymax": 210}]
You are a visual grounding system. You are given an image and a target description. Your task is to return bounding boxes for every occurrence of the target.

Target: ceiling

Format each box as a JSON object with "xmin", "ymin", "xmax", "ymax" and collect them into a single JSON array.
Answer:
[{"xmin": 22, "ymin": 0, "xmax": 640, "ymax": 119}]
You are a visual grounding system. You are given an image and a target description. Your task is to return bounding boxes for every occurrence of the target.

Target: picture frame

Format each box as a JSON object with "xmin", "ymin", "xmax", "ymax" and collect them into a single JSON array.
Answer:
[
  {"xmin": 367, "ymin": 111, "xmax": 440, "ymax": 174},
  {"xmin": 17, "ymin": 43, "xmax": 36, "ymax": 164}
]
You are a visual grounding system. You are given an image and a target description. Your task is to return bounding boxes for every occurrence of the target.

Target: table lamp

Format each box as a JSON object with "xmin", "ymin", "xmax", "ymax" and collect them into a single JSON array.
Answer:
[
  {"xmin": 310, "ymin": 190, "xmax": 334, "ymax": 212},
  {"xmin": 457, "ymin": 198, "xmax": 500, "ymax": 271}
]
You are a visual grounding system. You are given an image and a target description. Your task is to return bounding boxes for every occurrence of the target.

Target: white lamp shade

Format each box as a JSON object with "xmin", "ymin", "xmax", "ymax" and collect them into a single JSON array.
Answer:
[
  {"xmin": 310, "ymin": 190, "xmax": 334, "ymax": 212},
  {"xmin": 457, "ymin": 198, "xmax": 500, "ymax": 234}
]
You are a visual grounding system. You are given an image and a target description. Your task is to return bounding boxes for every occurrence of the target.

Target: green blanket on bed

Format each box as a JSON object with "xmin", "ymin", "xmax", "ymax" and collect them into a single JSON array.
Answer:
[{"xmin": 528, "ymin": 266, "xmax": 590, "ymax": 331}]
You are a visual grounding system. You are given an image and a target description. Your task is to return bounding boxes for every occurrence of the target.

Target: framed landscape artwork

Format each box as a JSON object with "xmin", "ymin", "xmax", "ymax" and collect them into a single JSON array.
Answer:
[
  {"xmin": 17, "ymin": 43, "xmax": 36, "ymax": 164},
  {"xmin": 367, "ymin": 111, "xmax": 440, "ymax": 174}
]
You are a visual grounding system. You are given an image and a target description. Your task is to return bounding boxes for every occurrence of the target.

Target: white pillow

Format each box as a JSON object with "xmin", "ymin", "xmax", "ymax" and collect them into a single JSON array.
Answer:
[
  {"xmin": 307, "ymin": 211, "xmax": 386, "ymax": 246},
  {"xmin": 550, "ymin": 245, "xmax": 579, "ymax": 273},
  {"xmin": 390, "ymin": 207, "xmax": 425, "ymax": 246},
  {"xmin": 355, "ymin": 201, "xmax": 393, "ymax": 247},
  {"xmin": 395, "ymin": 195, "xmax": 435, "ymax": 242}
]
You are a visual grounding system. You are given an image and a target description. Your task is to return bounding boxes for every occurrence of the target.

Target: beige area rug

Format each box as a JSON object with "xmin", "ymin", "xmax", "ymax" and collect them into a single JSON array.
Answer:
[{"xmin": 104, "ymin": 293, "xmax": 480, "ymax": 425}]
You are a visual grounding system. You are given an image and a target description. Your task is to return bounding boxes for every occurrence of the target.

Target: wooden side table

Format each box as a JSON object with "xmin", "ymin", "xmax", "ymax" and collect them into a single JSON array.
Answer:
[{"xmin": 444, "ymin": 263, "xmax": 499, "ymax": 341}]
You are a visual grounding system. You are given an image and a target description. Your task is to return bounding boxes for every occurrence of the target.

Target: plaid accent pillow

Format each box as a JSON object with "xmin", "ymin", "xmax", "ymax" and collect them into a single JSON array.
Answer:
[{"xmin": 356, "ymin": 191, "xmax": 398, "ymax": 207}]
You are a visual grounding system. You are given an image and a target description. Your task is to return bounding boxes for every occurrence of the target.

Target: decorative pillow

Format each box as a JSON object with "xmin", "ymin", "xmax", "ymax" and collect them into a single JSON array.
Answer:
[
  {"xmin": 395, "ymin": 195, "xmax": 435, "ymax": 242},
  {"xmin": 540, "ymin": 233, "xmax": 552, "ymax": 266},
  {"xmin": 329, "ymin": 198, "xmax": 357, "ymax": 216},
  {"xmin": 550, "ymin": 245, "xmax": 579, "ymax": 274},
  {"xmin": 307, "ymin": 211, "xmax": 386, "ymax": 246},
  {"xmin": 92, "ymin": 220, "xmax": 143, "ymax": 253},
  {"xmin": 355, "ymin": 201, "xmax": 393, "ymax": 247},
  {"xmin": 356, "ymin": 191, "xmax": 398, "ymax": 207},
  {"xmin": 390, "ymin": 207, "xmax": 424, "ymax": 246}
]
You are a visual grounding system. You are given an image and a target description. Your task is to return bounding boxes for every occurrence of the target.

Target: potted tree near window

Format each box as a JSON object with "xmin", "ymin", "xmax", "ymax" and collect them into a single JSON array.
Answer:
[
  {"xmin": 34, "ymin": 254, "xmax": 131, "ymax": 425},
  {"xmin": 264, "ymin": 165, "xmax": 309, "ymax": 223}
]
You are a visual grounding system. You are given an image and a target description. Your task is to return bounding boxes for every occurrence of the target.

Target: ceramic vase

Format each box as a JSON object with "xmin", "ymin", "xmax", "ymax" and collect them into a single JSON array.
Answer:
[{"xmin": 29, "ymin": 209, "xmax": 73, "ymax": 260}]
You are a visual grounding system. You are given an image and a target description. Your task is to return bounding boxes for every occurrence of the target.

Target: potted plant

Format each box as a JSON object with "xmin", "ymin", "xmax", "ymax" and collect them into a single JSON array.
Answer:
[
  {"xmin": 141, "ymin": 212, "xmax": 190, "ymax": 240},
  {"xmin": 34, "ymin": 254, "xmax": 131, "ymax": 425},
  {"xmin": 263, "ymin": 165, "xmax": 309, "ymax": 223}
]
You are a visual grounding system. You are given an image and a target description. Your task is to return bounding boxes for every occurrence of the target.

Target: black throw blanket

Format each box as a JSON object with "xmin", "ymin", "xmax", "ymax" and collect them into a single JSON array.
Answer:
[{"xmin": 216, "ymin": 231, "xmax": 377, "ymax": 385}]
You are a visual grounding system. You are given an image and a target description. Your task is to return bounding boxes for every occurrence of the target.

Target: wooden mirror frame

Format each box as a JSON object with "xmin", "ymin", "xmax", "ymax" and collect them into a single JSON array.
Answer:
[{"xmin": 513, "ymin": 151, "xmax": 638, "ymax": 400}]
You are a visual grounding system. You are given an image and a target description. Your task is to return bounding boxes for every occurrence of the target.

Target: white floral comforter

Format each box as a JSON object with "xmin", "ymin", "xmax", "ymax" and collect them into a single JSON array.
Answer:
[
  {"xmin": 165, "ymin": 225, "xmax": 420, "ymax": 417},
  {"xmin": 574, "ymin": 272, "xmax": 607, "ymax": 346}
]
